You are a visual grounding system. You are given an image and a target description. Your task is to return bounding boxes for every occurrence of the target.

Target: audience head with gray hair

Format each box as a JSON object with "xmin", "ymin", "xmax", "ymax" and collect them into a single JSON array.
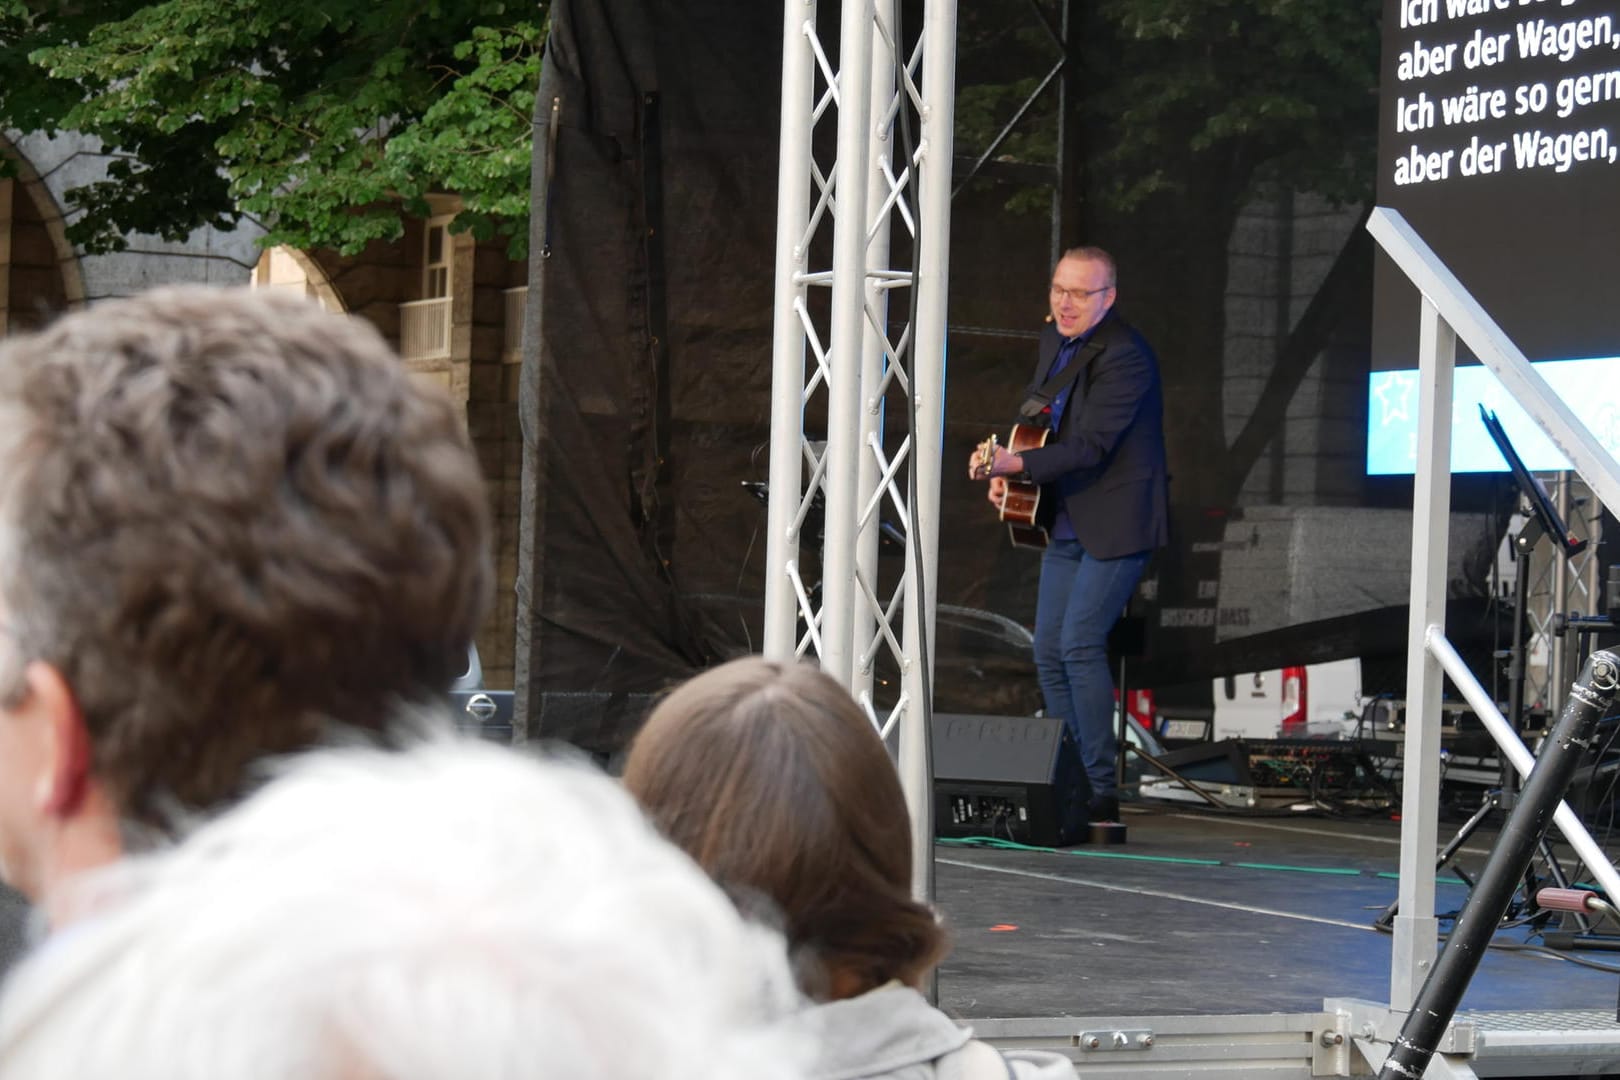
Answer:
[
  {"xmin": 0, "ymin": 738, "xmax": 806, "ymax": 1080},
  {"xmin": 0, "ymin": 286, "xmax": 492, "ymax": 919}
]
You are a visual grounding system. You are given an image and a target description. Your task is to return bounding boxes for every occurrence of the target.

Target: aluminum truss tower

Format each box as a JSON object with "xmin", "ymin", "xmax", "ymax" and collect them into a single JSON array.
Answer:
[
  {"xmin": 763, "ymin": 0, "xmax": 957, "ymax": 897},
  {"xmin": 1518, "ymin": 474, "xmax": 1605, "ymax": 719}
]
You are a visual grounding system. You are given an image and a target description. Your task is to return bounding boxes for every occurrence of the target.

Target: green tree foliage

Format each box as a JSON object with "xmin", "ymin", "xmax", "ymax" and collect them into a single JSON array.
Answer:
[
  {"xmin": 0, "ymin": 1, "xmax": 545, "ymax": 255},
  {"xmin": 958, "ymin": 0, "xmax": 1379, "ymax": 215},
  {"xmin": 1092, "ymin": 0, "xmax": 1379, "ymax": 210}
]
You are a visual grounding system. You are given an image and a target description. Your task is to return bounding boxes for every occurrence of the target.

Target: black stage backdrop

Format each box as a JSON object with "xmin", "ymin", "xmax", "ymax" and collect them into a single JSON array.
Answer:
[
  {"xmin": 515, "ymin": 0, "xmax": 783, "ymax": 751},
  {"xmin": 515, "ymin": 1, "xmax": 1506, "ymax": 752}
]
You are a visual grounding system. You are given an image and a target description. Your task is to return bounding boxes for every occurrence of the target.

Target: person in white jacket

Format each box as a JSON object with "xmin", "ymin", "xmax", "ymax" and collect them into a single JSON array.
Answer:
[
  {"xmin": 624, "ymin": 657, "xmax": 1077, "ymax": 1080},
  {"xmin": 0, "ymin": 738, "xmax": 809, "ymax": 1080}
]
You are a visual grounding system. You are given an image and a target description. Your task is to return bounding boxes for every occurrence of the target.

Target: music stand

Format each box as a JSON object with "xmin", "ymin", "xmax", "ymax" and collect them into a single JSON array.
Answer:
[
  {"xmin": 1480, "ymin": 405, "xmax": 1587, "ymax": 559},
  {"xmin": 1376, "ymin": 406, "xmax": 1590, "ymax": 932}
]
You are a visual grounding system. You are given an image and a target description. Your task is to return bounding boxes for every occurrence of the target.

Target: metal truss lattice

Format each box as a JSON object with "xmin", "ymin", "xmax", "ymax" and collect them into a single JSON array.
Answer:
[
  {"xmin": 763, "ymin": 0, "xmax": 958, "ymax": 898},
  {"xmin": 1519, "ymin": 473, "xmax": 1605, "ymax": 718}
]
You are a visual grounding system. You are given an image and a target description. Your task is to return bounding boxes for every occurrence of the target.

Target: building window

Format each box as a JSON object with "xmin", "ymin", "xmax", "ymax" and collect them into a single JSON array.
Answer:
[{"xmin": 424, "ymin": 216, "xmax": 453, "ymax": 300}]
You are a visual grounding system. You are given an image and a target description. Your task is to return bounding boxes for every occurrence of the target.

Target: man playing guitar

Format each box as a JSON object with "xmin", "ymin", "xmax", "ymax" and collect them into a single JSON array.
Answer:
[{"xmin": 966, "ymin": 246, "xmax": 1168, "ymax": 827}]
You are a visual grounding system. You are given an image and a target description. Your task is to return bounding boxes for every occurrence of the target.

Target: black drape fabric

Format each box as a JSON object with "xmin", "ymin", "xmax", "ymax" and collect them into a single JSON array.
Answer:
[{"xmin": 515, "ymin": 0, "xmax": 783, "ymax": 751}]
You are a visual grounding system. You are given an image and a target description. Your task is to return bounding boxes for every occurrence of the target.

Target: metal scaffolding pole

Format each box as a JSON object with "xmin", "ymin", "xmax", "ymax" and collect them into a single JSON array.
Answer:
[
  {"xmin": 762, "ymin": 0, "xmax": 819, "ymax": 662},
  {"xmin": 1391, "ymin": 296, "xmax": 1453, "ymax": 1011},
  {"xmin": 819, "ymin": 0, "xmax": 879, "ymax": 691},
  {"xmin": 1550, "ymin": 473, "xmax": 1572, "ymax": 714},
  {"xmin": 764, "ymin": 0, "xmax": 956, "ymax": 900},
  {"xmin": 900, "ymin": 0, "xmax": 956, "ymax": 903},
  {"xmin": 852, "ymin": 0, "xmax": 897, "ymax": 707}
]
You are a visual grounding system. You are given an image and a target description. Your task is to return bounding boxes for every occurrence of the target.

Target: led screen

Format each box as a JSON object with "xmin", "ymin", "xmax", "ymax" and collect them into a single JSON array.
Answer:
[
  {"xmin": 1371, "ymin": 0, "xmax": 1620, "ymax": 474},
  {"xmin": 1367, "ymin": 354, "xmax": 1620, "ymax": 472}
]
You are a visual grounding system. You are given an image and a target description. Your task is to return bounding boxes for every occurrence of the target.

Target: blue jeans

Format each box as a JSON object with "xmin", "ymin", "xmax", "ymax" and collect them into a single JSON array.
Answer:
[{"xmin": 1033, "ymin": 539, "xmax": 1150, "ymax": 803}]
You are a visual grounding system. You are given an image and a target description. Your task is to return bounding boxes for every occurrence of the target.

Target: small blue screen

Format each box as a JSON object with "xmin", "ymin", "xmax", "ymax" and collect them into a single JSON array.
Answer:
[{"xmin": 1366, "ymin": 357, "xmax": 1620, "ymax": 475}]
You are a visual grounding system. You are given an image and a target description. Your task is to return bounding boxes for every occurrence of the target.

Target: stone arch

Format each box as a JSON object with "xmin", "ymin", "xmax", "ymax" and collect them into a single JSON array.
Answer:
[
  {"xmin": 251, "ymin": 244, "xmax": 347, "ymax": 313},
  {"xmin": 0, "ymin": 135, "xmax": 86, "ymax": 333}
]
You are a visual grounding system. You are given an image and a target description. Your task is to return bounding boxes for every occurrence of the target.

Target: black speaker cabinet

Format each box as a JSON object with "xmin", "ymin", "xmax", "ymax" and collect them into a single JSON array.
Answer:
[{"xmin": 931, "ymin": 713, "xmax": 1087, "ymax": 847}]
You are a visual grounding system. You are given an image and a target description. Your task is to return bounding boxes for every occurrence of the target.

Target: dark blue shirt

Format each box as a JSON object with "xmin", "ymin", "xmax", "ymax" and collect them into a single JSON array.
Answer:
[{"xmin": 1044, "ymin": 332, "xmax": 1089, "ymax": 541}]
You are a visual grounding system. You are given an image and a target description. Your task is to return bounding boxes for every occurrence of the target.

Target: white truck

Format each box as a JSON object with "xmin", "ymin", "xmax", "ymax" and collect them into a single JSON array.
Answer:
[{"xmin": 1210, "ymin": 657, "xmax": 1363, "ymax": 741}]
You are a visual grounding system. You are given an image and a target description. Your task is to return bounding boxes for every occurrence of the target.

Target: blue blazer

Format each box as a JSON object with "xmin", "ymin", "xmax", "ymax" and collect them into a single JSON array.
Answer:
[{"xmin": 1018, "ymin": 310, "xmax": 1169, "ymax": 559}]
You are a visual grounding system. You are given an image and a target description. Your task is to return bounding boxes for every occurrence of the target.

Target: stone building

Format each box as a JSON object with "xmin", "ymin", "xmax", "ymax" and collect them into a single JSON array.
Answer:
[{"xmin": 1, "ymin": 132, "xmax": 526, "ymax": 686}]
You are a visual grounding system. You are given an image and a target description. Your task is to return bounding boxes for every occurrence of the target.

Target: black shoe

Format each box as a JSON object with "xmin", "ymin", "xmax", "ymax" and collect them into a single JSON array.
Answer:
[{"xmin": 1087, "ymin": 795, "xmax": 1120, "ymax": 823}]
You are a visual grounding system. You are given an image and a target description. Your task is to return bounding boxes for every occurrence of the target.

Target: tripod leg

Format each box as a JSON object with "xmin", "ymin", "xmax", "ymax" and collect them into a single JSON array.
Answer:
[
  {"xmin": 1434, "ymin": 794, "xmax": 1497, "ymax": 869},
  {"xmin": 1375, "ymin": 791, "xmax": 1498, "ymax": 929}
]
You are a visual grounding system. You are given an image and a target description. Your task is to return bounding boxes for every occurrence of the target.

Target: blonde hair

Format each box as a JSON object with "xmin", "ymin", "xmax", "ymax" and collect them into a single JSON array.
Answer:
[{"xmin": 1055, "ymin": 245, "xmax": 1116, "ymax": 287}]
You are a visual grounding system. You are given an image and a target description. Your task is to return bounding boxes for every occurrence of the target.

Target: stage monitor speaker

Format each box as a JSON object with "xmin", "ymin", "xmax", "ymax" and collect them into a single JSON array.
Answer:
[{"xmin": 931, "ymin": 713, "xmax": 1086, "ymax": 847}]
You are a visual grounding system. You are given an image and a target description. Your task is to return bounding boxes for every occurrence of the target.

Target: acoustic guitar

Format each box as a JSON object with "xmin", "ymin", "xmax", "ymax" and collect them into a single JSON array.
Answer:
[{"xmin": 975, "ymin": 422, "xmax": 1051, "ymax": 549}]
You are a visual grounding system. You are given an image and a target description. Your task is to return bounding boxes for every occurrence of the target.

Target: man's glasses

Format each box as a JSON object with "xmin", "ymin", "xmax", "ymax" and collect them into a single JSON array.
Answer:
[{"xmin": 1049, "ymin": 284, "xmax": 1113, "ymax": 304}]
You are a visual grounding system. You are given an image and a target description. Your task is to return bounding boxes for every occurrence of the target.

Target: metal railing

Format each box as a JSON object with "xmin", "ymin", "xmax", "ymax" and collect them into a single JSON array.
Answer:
[
  {"xmin": 399, "ymin": 296, "xmax": 451, "ymax": 361},
  {"xmin": 1370, "ymin": 207, "xmax": 1620, "ymax": 1011}
]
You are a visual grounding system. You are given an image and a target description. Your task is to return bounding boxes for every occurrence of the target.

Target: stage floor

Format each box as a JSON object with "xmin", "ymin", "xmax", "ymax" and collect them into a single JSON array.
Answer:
[{"xmin": 933, "ymin": 801, "xmax": 1620, "ymax": 1020}]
